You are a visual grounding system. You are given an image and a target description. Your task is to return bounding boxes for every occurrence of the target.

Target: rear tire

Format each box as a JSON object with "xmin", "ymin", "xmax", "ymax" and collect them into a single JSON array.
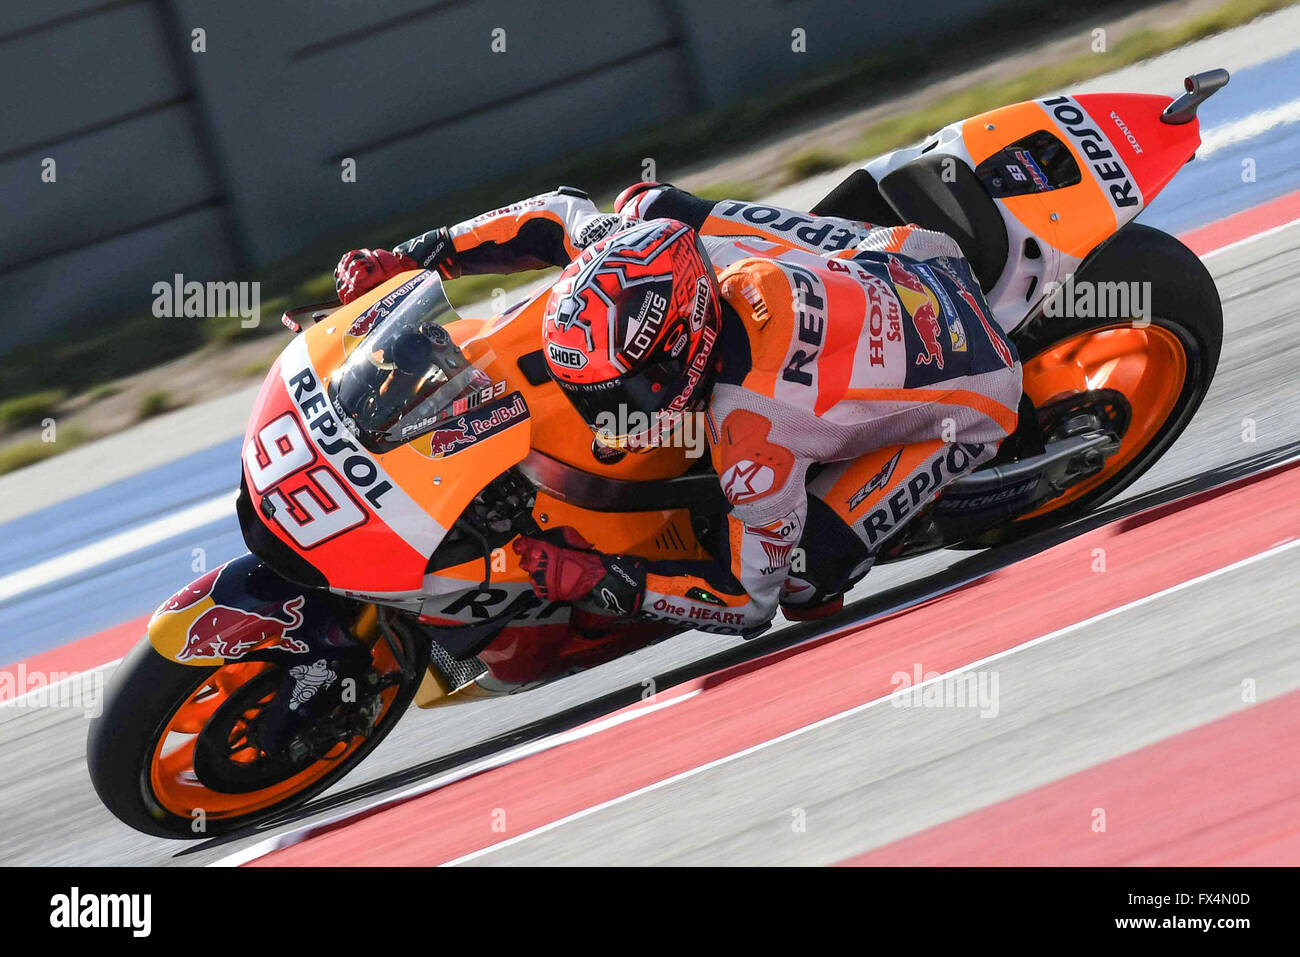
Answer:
[{"xmin": 980, "ymin": 224, "xmax": 1222, "ymax": 544}]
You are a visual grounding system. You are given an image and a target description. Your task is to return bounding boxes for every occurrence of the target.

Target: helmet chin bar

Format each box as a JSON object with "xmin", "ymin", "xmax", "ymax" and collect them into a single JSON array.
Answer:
[{"xmin": 592, "ymin": 407, "xmax": 687, "ymax": 453}]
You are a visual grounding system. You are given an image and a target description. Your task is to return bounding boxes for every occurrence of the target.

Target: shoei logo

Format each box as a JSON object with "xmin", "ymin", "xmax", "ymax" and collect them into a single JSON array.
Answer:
[
  {"xmin": 689, "ymin": 275, "xmax": 712, "ymax": 332},
  {"xmin": 547, "ymin": 341, "xmax": 588, "ymax": 370}
]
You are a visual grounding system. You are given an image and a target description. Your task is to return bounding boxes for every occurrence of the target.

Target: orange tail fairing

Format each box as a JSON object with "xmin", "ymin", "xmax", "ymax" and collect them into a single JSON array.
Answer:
[{"xmin": 960, "ymin": 93, "xmax": 1199, "ymax": 263}]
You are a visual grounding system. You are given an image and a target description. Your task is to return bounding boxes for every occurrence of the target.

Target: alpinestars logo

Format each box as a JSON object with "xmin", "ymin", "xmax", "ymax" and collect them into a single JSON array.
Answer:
[
  {"xmin": 721, "ymin": 459, "xmax": 776, "ymax": 504},
  {"xmin": 598, "ymin": 586, "xmax": 627, "ymax": 615}
]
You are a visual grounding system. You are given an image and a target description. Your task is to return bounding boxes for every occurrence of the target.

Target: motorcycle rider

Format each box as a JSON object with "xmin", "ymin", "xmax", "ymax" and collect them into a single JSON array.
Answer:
[{"xmin": 335, "ymin": 182, "xmax": 1022, "ymax": 636}]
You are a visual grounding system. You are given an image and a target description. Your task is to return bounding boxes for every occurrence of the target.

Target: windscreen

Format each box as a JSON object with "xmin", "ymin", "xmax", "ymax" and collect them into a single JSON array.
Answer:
[{"xmin": 330, "ymin": 271, "xmax": 491, "ymax": 453}]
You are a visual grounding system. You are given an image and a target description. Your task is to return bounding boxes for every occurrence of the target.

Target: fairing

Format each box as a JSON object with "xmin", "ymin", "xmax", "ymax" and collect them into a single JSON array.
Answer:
[
  {"xmin": 865, "ymin": 90, "xmax": 1203, "ymax": 332},
  {"xmin": 147, "ymin": 553, "xmax": 355, "ymax": 666},
  {"xmin": 240, "ymin": 272, "xmax": 532, "ymax": 594}
]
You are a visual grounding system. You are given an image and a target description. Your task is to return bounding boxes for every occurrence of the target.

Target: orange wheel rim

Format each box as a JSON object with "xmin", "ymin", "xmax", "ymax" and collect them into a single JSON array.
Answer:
[
  {"xmin": 148, "ymin": 639, "xmax": 401, "ymax": 821},
  {"xmin": 1019, "ymin": 324, "xmax": 1188, "ymax": 517}
]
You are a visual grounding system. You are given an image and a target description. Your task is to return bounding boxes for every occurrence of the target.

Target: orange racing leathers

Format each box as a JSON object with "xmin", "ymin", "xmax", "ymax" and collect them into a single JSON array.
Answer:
[{"xmin": 400, "ymin": 184, "xmax": 1023, "ymax": 635}]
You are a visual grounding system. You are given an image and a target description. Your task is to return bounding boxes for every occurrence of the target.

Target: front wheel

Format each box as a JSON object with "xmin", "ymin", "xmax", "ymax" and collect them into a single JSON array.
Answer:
[
  {"xmin": 982, "ymin": 224, "xmax": 1223, "ymax": 543},
  {"xmin": 87, "ymin": 615, "xmax": 428, "ymax": 839}
]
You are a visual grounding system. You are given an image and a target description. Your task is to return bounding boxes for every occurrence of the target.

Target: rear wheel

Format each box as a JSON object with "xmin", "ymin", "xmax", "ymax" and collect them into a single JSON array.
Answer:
[
  {"xmin": 87, "ymin": 614, "xmax": 428, "ymax": 839},
  {"xmin": 982, "ymin": 224, "xmax": 1222, "ymax": 542}
]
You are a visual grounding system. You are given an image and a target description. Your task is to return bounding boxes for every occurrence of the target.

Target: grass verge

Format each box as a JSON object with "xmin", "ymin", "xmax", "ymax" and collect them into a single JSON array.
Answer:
[
  {"xmin": 791, "ymin": 0, "xmax": 1300, "ymax": 178},
  {"xmin": 0, "ymin": 428, "xmax": 89, "ymax": 476},
  {"xmin": 0, "ymin": 390, "xmax": 65, "ymax": 433}
]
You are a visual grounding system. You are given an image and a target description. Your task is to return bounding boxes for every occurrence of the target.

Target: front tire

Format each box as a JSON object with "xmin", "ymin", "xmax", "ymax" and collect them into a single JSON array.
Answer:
[{"xmin": 87, "ymin": 623, "xmax": 427, "ymax": 839}]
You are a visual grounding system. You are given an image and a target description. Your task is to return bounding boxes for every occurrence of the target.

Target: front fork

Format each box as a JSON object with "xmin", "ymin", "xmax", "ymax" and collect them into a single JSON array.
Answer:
[{"xmin": 147, "ymin": 552, "xmax": 385, "ymax": 752}]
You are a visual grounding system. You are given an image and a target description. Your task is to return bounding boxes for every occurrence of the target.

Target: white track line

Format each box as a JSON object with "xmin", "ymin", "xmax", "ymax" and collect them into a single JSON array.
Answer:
[
  {"xmin": 1200, "ymin": 214, "xmax": 1300, "ymax": 259},
  {"xmin": 440, "ymin": 535, "xmax": 1300, "ymax": 866},
  {"xmin": 0, "ymin": 491, "xmax": 236, "ymax": 604},
  {"xmin": 1198, "ymin": 98, "xmax": 1300, "ymax": 158},
  {"xmin": 207, "ymin": 687, "xmax": 703, "ymax": 866}
]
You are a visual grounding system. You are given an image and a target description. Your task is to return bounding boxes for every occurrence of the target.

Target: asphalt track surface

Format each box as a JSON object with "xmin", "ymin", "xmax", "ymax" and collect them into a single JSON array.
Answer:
[
  {"xmin": 0, "ymin": 206, "xmax": 1292, "ymax": 868},
  {"xmin": 3, "ymin": 13, "xmax": 1300, "ymax": 866}
]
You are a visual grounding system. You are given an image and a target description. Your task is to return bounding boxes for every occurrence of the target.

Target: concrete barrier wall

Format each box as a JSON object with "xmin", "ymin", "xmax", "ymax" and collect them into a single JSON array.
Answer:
[{"xmin": 0, "ymin": 0, "xmax": 1063, "ymax": 351}]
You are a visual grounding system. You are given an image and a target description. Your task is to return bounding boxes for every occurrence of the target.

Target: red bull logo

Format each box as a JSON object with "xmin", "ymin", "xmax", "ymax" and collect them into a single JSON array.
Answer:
[
  {"xmin": 347, "ymin": 305, "xmax": 381, "ymax": 339},
  {"xmin": 157, "ymin": 563, "xmax": 226, "ymax": 614},
  {"xmin": 346, "ymin": 273, "xmax": 425, "ymax": 340},
  {"xmin": 952, "ymin": 281, "xmax": 1016, "ymax": 370},
  {"xmin": 888, "ymin": 255, "xmax": 945, "ymax": 370},
  {"xmin": 426, "ymin": 420, "xmax": 475, "ymax": 457},
  {"xmin": 177, "ymin": 595, "xmax": 309, "ymax": 662}
]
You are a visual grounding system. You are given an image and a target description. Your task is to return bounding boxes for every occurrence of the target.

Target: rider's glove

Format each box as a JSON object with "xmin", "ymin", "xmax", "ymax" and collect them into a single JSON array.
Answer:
[
  {"xmin": 394, "ymin": 226, "xmax": 460, "ymax": 279},
  {"xmin": 334, "ymin": 248, "xmax": 418, "ymax": 304},
  {"xmin": 512, "ymin": 527, "xmax": 646, "ymax": 618}
]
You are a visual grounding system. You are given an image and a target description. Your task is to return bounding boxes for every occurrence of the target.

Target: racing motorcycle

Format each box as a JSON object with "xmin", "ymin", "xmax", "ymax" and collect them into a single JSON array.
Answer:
[{"xmin": 89, "ymin": 71, "xmax": 1228, "ymax": 837}]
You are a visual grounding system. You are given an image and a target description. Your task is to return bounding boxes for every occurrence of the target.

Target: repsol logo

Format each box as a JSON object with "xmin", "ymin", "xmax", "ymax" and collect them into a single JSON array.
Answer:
[
  {"xmin": 861, "ymin": 442, "xmax": 986, "ymax": 547},
  {"xmin": 287, "ymin": 366, "xmax": 392, "ymax": 509},
  {"xmin": 781, "ymin": 265, "xmax": 828, "ymax": 386},
  {"xmin": 1042, "ymin": 96, "xmax": 1139, "ymax": 209},
  {"xmin": 713, "ymin": 201, "xmax": 867, "ymax": 253}
]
